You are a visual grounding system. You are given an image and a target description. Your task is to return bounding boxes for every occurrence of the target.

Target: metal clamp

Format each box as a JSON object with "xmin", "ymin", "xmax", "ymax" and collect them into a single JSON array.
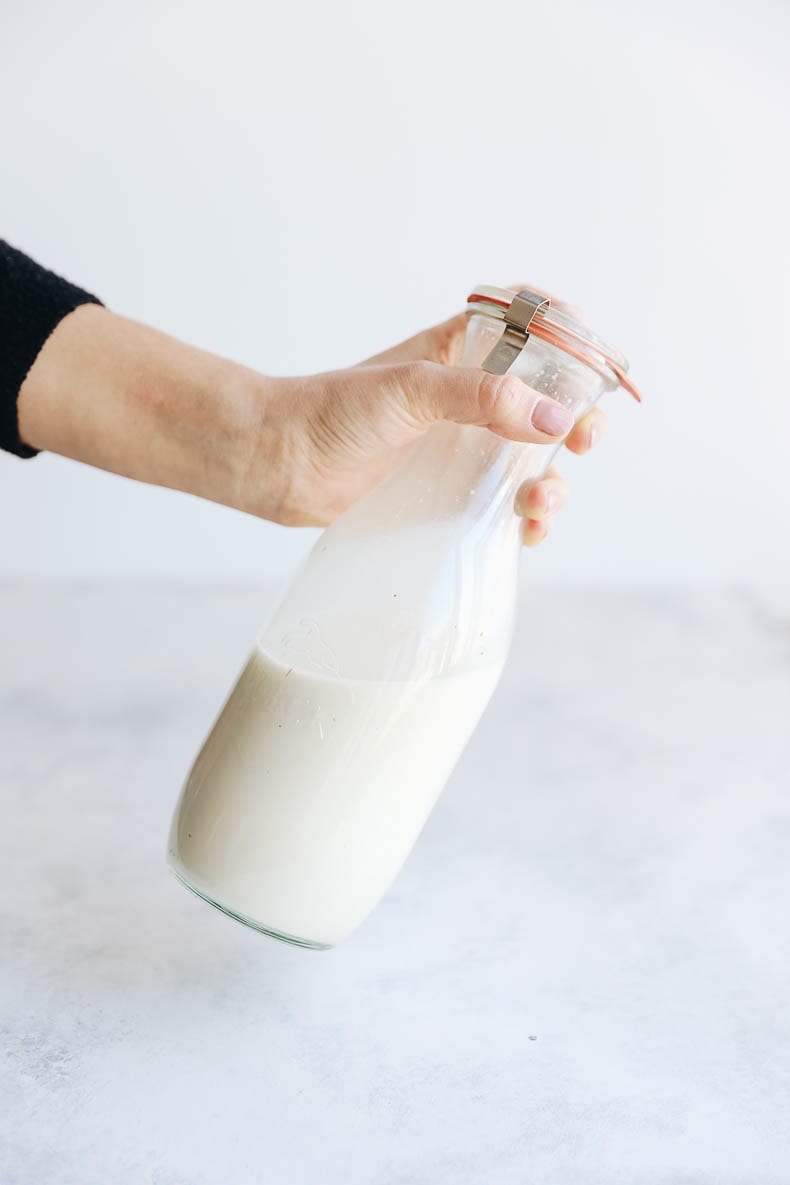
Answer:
[{"xmin": 480, "ymin": 289, "xmax": 550, "ymax": 375}]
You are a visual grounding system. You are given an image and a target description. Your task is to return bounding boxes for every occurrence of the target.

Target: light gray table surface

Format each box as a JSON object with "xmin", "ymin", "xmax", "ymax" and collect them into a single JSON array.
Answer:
[{"xmin": 1, "ymin": 582, "xmax": 789, "ymax": 1185}]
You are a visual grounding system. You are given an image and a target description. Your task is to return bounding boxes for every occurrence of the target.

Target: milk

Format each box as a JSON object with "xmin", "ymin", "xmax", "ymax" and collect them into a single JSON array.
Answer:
[{"xmin": 168, "ymin": 646, "xmax": 500, "ymax": 947}]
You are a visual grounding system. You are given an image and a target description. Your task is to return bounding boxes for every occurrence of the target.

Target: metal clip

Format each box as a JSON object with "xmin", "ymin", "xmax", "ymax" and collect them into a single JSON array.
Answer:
[{"xmin": 480, "ymin": 289, "xmax": 550, "ymax": 375}]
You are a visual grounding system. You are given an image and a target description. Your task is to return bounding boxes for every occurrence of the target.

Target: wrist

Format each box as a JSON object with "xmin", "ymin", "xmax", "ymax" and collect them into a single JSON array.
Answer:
[{"xmin": 18, "ymin": 305, "xmax": 288, "ymax": 518}]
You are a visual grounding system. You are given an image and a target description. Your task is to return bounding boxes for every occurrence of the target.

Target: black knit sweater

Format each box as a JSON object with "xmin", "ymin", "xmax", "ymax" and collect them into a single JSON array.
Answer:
[{"xmin": 0, "ymin": 240, "xmax": 102, "ymax": 457}]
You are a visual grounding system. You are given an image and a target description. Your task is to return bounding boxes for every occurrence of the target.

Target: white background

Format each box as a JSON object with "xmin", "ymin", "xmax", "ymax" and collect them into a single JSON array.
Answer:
[{"xmin": 1, "ymin": 0, "xmax": 788, "ymax": 590}]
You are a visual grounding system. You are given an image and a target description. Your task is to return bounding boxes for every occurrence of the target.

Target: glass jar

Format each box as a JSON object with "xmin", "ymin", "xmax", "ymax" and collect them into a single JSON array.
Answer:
[{"xmin": 167, "ymin": 286, "xmax": 639, "ymax": 949}]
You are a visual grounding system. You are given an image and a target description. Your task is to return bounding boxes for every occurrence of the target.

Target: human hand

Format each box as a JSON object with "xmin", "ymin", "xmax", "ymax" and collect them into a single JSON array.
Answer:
[
  {"xmin": 18, "ymin": 297, "xmax": 606, "ymax": 546},
  {"xmin": 266, "ymin": 303, "xmax": 606, "ymax": 544}
]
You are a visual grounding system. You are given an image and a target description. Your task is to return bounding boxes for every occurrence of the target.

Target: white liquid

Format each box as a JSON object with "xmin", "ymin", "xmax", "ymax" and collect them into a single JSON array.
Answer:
[{"xmin": 168, "ymin": 646, "xmax": 500, "ymax": 947}]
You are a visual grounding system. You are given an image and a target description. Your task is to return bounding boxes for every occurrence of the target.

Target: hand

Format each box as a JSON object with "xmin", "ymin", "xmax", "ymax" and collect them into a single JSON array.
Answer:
[
  {"xmin": 354, "ymin": 308, "xmax": 606, "ymax": 548},
  {"xmin": 18, "ymin": 299, "xmax": 606, "ymax": 547},
  {"xmin": 267, "ymin": 305, "xmax": 607, "ymax": 544}
]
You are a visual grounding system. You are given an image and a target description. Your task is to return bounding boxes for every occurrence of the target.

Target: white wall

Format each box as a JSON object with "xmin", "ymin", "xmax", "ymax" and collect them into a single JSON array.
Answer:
[{"xmin": 1, "ymin": 0, "xmax": 788, "ymax": 589}]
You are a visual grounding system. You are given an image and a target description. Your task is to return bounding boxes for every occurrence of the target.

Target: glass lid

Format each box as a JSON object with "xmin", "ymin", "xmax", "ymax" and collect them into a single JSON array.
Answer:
[{"xmin": 467, "ymin": 284, "xmax": 642, "ymax": 403}]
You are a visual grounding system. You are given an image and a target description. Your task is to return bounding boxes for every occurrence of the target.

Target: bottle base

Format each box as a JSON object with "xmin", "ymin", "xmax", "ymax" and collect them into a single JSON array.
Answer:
[{"xmin": 170, "ymin": 867, "xmax": 332, "ymax": 951}]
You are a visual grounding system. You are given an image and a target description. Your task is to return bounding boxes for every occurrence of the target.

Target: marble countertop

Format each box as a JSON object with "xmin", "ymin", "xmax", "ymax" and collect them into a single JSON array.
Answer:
[{"xmin": 2, "ymin": 582, "xmax": 789, "ymax": 1185}]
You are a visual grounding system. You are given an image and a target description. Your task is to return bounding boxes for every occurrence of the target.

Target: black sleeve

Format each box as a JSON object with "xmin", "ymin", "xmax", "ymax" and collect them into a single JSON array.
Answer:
[{"xmin": 0, "ymin": 240, "xmax": 103, "ymax": 458}]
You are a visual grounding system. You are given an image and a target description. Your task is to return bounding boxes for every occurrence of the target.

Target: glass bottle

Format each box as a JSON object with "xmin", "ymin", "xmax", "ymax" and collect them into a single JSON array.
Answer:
[{"xmin": 167, "ymin": 286, "xmax": 640, "ymax": 949}]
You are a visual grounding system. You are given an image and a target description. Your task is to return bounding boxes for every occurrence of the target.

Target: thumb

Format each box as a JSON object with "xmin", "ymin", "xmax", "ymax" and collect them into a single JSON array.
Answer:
[{"xmin": 395, "ymin": 361, "xmax": 575, "ymax": 444}]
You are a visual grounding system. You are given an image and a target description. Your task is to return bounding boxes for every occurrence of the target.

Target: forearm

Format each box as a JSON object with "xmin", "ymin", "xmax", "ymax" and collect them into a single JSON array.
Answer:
[{"xmin": 18, "ymin": 304, "xmax": 289, "ymax": 516}]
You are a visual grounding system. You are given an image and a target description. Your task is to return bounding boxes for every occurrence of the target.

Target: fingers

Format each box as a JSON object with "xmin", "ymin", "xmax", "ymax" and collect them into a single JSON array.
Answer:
[
  {"xmin": 522, "ymin": 516, "xmax": 553, "ymax": 548},
  {"xmin": 515, "ymin": 469, "xmax": 568, "ymax": 520},
  {"xmin": 361, "ymin": 312, "xmax": 467, "ymax": 367},
  {"xmin": 396, "ymin": 361, "xmax": 574, "ymax": 444},
  {"xmin": 516, "ymin": 466, "xmax": 568, "ymax": 549},
  {"xmin": 565, "ymin": 405, "xmax": 607, "ymax": 454}
]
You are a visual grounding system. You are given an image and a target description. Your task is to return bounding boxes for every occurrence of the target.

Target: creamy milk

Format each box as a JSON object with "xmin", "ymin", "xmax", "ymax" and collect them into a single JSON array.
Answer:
[{"xmin": 168, "ymin": 646, "xmax": 500, "ymax": 947}]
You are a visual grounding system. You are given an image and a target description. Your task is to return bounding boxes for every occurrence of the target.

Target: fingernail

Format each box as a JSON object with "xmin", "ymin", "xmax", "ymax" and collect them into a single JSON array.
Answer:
[
  {"xmin": 588, "ymin": 421, "xmax": 600, "ymax": 449},
  {"xmin": 531, "ymin": 398, "xmax": 574, "ymax": 437}
]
